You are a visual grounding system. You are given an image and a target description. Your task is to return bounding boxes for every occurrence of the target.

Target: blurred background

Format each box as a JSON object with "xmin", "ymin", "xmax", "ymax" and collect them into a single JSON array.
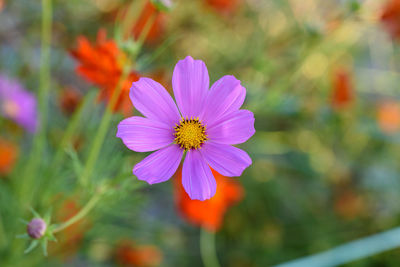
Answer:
[{"xmin": 1, "ymin": 0, "xmax": 400, "ymax": 266}]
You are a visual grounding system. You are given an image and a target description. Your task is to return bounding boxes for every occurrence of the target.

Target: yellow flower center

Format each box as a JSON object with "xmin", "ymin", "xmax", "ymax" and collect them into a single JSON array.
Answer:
[{"xmin": 174, "ymin": 117, "xmax": 208, "ymax": 150}]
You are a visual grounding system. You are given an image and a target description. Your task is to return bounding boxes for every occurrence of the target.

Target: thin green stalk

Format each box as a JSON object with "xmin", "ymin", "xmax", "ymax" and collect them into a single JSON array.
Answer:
[
  {"xmin": 135, "ymin": 10, "xmax": 157, "ymax": 48},
  {"xmin": 37, "ymin": 91, "xmax": 96, "ymax": 205},
  {"xmin": 20, "ymin": 0, "xmax": 52, "ymax": 199},
  {"xmin": 52, "ymin": 91, "xmax": 96, "ymax": 171},
  {"xmin": 200, "ymin": 228, "xmax": 221, "ymax": 267},
  {"xmin": 274, "ymin": 226, "xmax": 400, "ymax": 267},
  {"xmin": 52, "ymin": 191, "xmax": 102, "ymax": 234},
  {"xmin": 79, "ymin": 5, "xmax": 156, "ymax": 187},
  {"xmin": 119, "ymin": 0, "xmax": 147, "ymax": 40},
  {"xmin": 0, "ymin": 212, "xmax": 7, "ymax": 249},
  {"xmin": 79, "ymin": 71, "xmax": 129, "ymax": 186},
  {"xmin": 140, "ymin": 33, "xmax": 181, "ymax": 68}
]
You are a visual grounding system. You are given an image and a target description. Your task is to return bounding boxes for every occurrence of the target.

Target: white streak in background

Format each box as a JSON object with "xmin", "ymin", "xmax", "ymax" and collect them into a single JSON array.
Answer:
[
  {"xmin": 274, "ymin": 226, "xmax": 400, "ymax": 267},
  {"xmin": 160, "ymin": 0, "xmax": 173, "ymax": 8}
]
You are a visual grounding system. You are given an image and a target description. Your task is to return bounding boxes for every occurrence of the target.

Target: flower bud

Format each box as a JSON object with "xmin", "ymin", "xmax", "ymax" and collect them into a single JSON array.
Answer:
[{"xmin": 27, "ymin": 218, "xmax": 47, "ymax": 239}]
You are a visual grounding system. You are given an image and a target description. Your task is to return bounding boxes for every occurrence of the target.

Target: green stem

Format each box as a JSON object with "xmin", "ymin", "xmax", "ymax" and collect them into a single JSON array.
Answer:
[
  {"xmin": 20, "ymin": 0, "xmax": 52, "ymax": 199},
  {"xmin": 52, "ymin": 191, "xmax": 102, "ymax": 234},
  {"xmin": 0, "ymin": 212, "xmax": 7, "ymax": 249},
  {"xmin": 37, "ymin": 91, "xmax": 96, "ymax": 205},
  {"xmin": 200, "ymin": 228, "xmax": 221, "ymax": 267},
  {"xmin": 79, "ymin": 71, "xmax": 129, "ymax": 186},
  {"xmin": 52, "ymin": 91, "xmax": 96, "ymax": 171},
  {"xmin": 79, "ymin": 2, "xmax": 156, "ymax": 186},
  {"xmin": 274, "ymin": 226, "xmax": 400, "ymax": 267},
  {"xmin": 120, "ymin": 0, "xmax": 147, "ymax": 40},
  {"xmin": 135, "ymin": 9, "xmax": 157, "ymax": 49}
]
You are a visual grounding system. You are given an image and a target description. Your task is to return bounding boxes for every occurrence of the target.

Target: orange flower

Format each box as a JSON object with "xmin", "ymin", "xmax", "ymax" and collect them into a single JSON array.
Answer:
[
  {"xmin": 381, "ymin": 0, "xmax": 400, "ymax": 40},
  {"xmin": 334, "ymin": 189, "xmax": 366, "ymax": 220},
  {"xmin": 50, "ymin": 199, "xmax": 90, "ymax": 258},
  {"xmin": 115, "ymin": 240, "xmax": 163, "ymax": 267},
  {"xmin": 71, "ymin": 29, "xmax": 139, "ymax": 115},
  {"xmin": 59, "ymin": 87, "xmax": 82, "ymax": 115},
  {"xmin": 205, "ymin": 0, "xmax": 240, "ymax": 14},
  {"xmin": 174, "ymin": 168, "xmax": 244, "ymax": 232},
  {"xmin": 331, "ymin": 68, "xmax": 354, "ymax": 109},
  {"xmin": 377, "ymin": 101, "xmax": 400, "ymax": 134},
  {"xmin": 0, "ymin": 138, "xmax": 18, "ymax": 176},
  {"xmin": 132, "ymin": 0, "xmax": 166, "ymax": 44}
]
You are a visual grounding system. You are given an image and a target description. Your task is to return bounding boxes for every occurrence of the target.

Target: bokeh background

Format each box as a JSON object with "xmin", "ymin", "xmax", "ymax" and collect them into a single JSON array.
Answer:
[{"xmin": 1, "ymin": 0, "xmax": 400, "ymax": 266}]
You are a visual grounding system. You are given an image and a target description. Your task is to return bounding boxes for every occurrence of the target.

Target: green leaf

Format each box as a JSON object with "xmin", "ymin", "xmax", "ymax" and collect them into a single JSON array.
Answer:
[
  {"xmin": 24, "ymin": 240, "xmax": 39, "ymax": 254},
  {"xmin": 41, "ymin": 239, "xmax": 48, "ymax": 256},
  {"xmin": 16, "ymin": 233, "xmax": 29, "ymax": 239},
  {"xmin": 65, "ymin": 146, "xmax": 83, "ymax": 178},
  {"xmin": 29, "ymin": 207, "xmax": 41, "ymax": 218}
]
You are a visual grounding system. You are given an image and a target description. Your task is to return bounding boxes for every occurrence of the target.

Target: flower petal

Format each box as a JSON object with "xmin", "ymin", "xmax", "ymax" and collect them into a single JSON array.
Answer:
[
  {"xmin": 116, "ymin": 116, "xmax": 174, "ymax": 152},
  {"xmin": 207, "ymin": 110, "xmax": 255, "ymax": 145},
  {"xmin": 133, "ymin": 145, "xmax": 183, "ymax": 184},
  {"xmin": 182, "ymin": 149, "xmax": 216, "ymax": 200},
  {"xmin": 172, "ymin": 56, "xmax": 209, "ymax": 118},
  {"xmin": 201, "ymin": 75, "xmax": 245, "ymax": 126},
  {"xmin": 201, "ymin": 142, "xmax": 252, "ymax": 177},
  {"xmin": 130, "ymin": 77, "xmax": 180, "ymax": 126}
]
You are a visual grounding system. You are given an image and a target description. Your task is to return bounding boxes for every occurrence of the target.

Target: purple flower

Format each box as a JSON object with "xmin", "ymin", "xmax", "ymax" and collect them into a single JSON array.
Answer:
[
  {"xmin": 0, "ymin": 74, "xmax": 38, "ymax": 133},
  {"xmin": 27, "ymin": 218, "xmax": 47, "ymax": 239},
  {"xmin": 117, "ymin": 56, "xmax": 255, "ymax": 200}
]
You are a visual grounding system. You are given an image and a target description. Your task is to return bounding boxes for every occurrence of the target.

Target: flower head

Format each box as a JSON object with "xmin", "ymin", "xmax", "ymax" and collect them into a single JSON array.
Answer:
[
  {"xmin": 174, "ymin": 168, "xmax": 243, "ymax": 231},
  {"xmin": 117, "ymin": 56, "xmax": 255, "ymax": 200},
  {"xmin": 0, "ymin": 74, "xmax": 38, "ymax": 133},
  {"xmin": 381, "ymin": 0, "xmax": 400, "ymax": 40},
  {"xmin": 27, "ymin": 218, "xmax": 47, "ymax": 239},
  {"xmin": 71, "ymin": 30, "xmax": 139, "ymax": 115},
  {"xmin": 115, "ymin": 240, "xmax": 163, "ymax": 267},
  {"xmin": 331, "ymin": 68, "xmax": 353, "ymax": 109},
  {"xmin": 0, "ymin": 138, "xmax": 18, "ymax": 176}
]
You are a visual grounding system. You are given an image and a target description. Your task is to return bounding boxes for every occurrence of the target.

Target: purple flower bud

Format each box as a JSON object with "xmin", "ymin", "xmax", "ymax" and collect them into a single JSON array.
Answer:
[{"xmin": 27, "ymin": 218, "xmax": 46, "ymax": 239}]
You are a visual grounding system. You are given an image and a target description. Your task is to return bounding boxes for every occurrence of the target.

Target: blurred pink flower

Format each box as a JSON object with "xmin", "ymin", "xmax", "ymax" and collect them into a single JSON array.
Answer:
[
  {"xmin": 0, "ymin": 74, "xmax": 38, "ymax": 133},
  {"xmin": 117, "ymin": 56, "xmax": 255, "ymax": 200}
]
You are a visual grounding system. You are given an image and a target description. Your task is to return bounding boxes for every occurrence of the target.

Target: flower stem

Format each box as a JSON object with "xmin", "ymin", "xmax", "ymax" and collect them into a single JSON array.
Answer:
[
  {"xmin": 274, "ymin": 226, "xmax": 400, "ymax": 267},
  {"xmin": 19, "ymin": 0, "xmax": 52, "ymax": 201},
  {"xmin": 135, "ymin": 9, "xmax": 157, "ymax": 49},
  {"xmin": 200, "ymin": 228, "xmax": 221, "ymax": 267},
  {"xmin": 52, "ymin": 190, "xmax": 102, "ymax": 234},
  {"xmin": 79, "ymin": 2, "xmax": 155, "ymax": 186},
  {"xmin": 0, "ymin": 212, "xmax": 7, "ymax": 249},
  {"xmin": 79, "ymin": 71, "xmax": 130, "ymax": 187},
  {"xmin": 37, "ymin": 91, "xmax": 96, "ymax": 205}
]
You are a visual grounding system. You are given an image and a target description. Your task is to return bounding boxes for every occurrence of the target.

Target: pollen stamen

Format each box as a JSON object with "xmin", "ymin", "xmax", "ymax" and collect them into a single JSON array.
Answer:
[{"xmin": 174, "ymin": 117, "xmax": 207, "ymax": 151}]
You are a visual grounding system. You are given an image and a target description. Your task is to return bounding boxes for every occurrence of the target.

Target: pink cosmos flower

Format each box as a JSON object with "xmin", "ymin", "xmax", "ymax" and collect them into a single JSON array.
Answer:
[
  {"xmin": 0, "ymin": 74, "xmax": 38, "ymax": 133},
  {"xmin": 117, "ymin": 56, "xmax": 255, "ymax": 200}
]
